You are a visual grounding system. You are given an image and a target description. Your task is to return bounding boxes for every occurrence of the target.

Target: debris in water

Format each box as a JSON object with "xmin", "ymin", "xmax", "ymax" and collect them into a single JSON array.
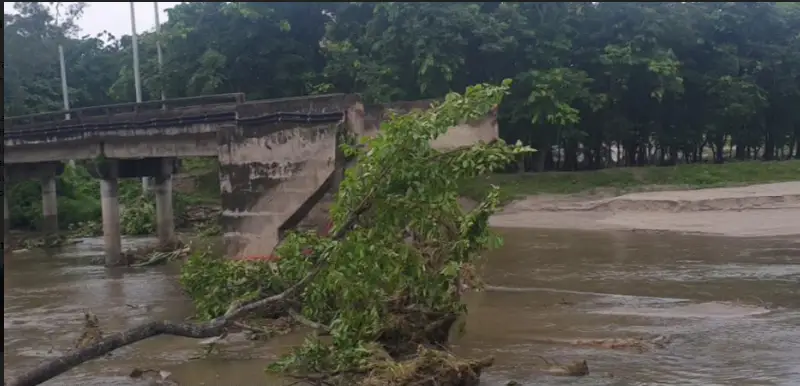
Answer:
[
  {"xmin": 542, "ymin": 360, "xmax": 589, "ymax": 376},
  {"xmin": 536, "ymin": 356, "xmax": 590, "ymax": 377},
  {"xmin": 73, "ymin": 313, "xmax": 103, "ymax": 350},
  {"xmin": 359, "ymin": 346, "xmax": 494, "ymax": 386},
  {"xmin": 123, "ymin": 240, "xmax": 191, "ymax": 267},
  {"xmin": 557, "ymin": 297, "xmax": 576, "ymax": 306},
  {"xmin": 129, "ymin": 368, "xmax": 176, "ymax": 385}
]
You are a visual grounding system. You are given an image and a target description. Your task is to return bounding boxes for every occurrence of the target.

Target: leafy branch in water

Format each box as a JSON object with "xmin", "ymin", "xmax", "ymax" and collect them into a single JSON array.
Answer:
[{"xmin": 260, "ymin": 80, "xmax": 532, "ymax": 379}]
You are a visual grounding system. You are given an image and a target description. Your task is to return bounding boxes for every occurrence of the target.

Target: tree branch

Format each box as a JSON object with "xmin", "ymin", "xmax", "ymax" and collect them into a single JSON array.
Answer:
[
  {"xmin": 288, "ymin": 309, "xmax": 331, "ymax": 334},
  {"xmin": 5, "ymin": 275, "xmax": 310, "ymax": 386}
]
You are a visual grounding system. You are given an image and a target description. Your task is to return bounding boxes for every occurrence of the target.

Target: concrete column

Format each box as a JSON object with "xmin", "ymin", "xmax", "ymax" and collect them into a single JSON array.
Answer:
[
  {"xmin": 153, "ymin": 175, "xmax": 175, "ymax": 246},
  {"xmin": 41, "ymin": 176, "xmax": 59, "ymax": 235},
  {"xmin": 141, "ymin": 176, "xmax": 152, "ymax": 193},
  {"xmin": 100, "ymin": 178, "xmax": 123, "ymax": 266}
]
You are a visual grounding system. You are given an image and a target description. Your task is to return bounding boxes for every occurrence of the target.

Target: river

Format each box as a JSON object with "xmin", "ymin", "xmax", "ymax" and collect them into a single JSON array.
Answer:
[{"xmin": 4, "ymin": 229, "xmax": 800, "ymax": 385}]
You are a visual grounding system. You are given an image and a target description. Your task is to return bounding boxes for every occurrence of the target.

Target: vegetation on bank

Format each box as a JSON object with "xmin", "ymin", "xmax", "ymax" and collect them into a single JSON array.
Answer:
[
  {"xmin": 5, "ymin": 2, "xmax": 800, "ymax": 232},
  {"xmin": 5, "ymin": 2, "xmax": 800, "ymax": 174},
  {"xmin": 460, "ymin": 159, "xmax": 800, "ymax": 204}
]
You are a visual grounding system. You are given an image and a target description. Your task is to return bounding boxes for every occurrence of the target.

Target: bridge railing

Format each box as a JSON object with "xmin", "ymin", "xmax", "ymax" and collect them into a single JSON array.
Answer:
[{"xmin": 4, "ymin": 93, "xmax": 246, "ymax": 132}]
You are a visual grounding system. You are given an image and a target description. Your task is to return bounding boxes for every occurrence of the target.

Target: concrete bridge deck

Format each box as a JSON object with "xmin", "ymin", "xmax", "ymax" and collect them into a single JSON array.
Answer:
[
  {"xmin": 3, "ymin": 93, "xmax": 350, "ymax": 164},
  {"xmin": 3, "ymin": 93, "xmax": 499, "ymax": 265}
]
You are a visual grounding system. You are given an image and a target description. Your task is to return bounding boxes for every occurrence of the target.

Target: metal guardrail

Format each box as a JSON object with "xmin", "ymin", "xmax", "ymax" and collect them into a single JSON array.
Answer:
[
  {"xmin": 3, "ymin": 93, "xmax": 246, "ymax": 129},
  {"xmin": 3, "ymin": 111, "xmax": 345, "ymax": 141},
  {"xmin": 2, "ymin": 93, "xmax": 355, "ymax": 143}
]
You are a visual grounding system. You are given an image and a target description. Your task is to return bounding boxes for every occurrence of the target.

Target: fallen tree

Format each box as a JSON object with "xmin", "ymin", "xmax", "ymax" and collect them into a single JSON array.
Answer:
[{"xmin": 8, "ymin": 80, "xmax": 532, "ymax": 386}]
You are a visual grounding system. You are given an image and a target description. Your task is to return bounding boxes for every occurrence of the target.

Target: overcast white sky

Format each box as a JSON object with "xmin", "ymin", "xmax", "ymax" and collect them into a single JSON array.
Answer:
[{"xmin": 4, "ymin": 2, "xmax": 182, "ymax": 38}]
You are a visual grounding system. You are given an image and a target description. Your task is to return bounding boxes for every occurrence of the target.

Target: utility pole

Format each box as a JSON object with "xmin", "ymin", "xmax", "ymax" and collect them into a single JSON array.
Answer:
[
  {"xmin": 130, "ymin": 2, "xmax": 143, "ymax": 104},
  {"xmin": 130, "ymin": 2, "xmax": 150, "ymax": 192},
  {"xmin": 154, "ymin": 2, "xmax": 165, "ymax": 103},
  {"xmin": 59, "ymin": 44, "xmax": 77, "ymax": 167},
  {"xmin": 58, "ymin": 45, "xmax": 71, "ymax": 120}
]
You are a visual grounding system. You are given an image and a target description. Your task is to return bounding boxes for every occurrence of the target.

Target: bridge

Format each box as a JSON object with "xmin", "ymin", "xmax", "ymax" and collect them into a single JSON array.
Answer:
[{"xmin": 3, "ymin": 93, "xmax": 499, "ymax": 266}]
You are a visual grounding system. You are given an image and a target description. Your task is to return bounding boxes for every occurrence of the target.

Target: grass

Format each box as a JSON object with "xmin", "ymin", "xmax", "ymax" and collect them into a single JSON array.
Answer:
[{"xmin": 459, "ymin": 160, "xmax": 800, "ymax": 204}]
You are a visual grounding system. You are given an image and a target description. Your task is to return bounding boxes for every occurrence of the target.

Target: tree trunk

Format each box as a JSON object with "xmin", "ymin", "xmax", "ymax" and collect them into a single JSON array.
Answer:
[
  {"xmin": 532, "ymin": 149, "xmax": 546, "ymax": 172},
  {"xmin": 636, "ymin": 145, "xmax": 647, "ymax": 166},
  {"xmin": 697, "ymin": 142, "xmax": 706, "ymax": 163},
  {"xmin": 714, "ymin": 138, "xmax": 725, "ymax": 164},
  {"xmin": 668, "ymin": 147, "xmax": 679, "ymax": 166},
  {"xmin": 563, "ymin": 140, "xmax": 579, "ymax": 171},
  {"xmin": 764, "ymin": 132, "xmax": 775, "ymax": 161},
  {"xmin": 734, "ymin": 140, "xmax": 746, "ymax": 160},
  {"xmin": 591, "ymin": 145, "xmax": 604, "ymax": 169},
  {"xmin": 624, "ymin": 141, "xmax": 636, "ymax": 167},
  {"xmin": 544, "ymin": 148, "xmax": 555, "ymax": 171}
]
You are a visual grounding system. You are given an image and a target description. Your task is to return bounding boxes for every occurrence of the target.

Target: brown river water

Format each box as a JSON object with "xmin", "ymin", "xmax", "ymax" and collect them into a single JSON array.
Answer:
[{"xmin": 4, "ymin": 229, "xmax": 800, "ymax": 385}]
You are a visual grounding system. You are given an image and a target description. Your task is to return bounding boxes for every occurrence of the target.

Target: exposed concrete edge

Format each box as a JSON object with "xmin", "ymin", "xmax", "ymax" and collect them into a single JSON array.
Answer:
[{"xmin": 237, "ymin": 94, "xmax": 361, "ymax": 117}]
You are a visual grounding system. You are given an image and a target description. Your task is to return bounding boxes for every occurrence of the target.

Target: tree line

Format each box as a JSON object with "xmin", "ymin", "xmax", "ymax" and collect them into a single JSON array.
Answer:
[{"xmin": 4, "ymin": 2, "xmax": 800, "ymax": 171}]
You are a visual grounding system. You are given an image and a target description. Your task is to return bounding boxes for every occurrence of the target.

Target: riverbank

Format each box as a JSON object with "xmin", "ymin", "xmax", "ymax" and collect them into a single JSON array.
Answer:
[
  {"xmin": 460, "ymin": 160, "xmax": 800, "ymax": 204},
  {"xmin": 455, "ymin": 160, "xmax": 800, "ymax": 237},
  {"xmin": 488, "ymin": 181, "xmax": 800, "ymax": 237}
]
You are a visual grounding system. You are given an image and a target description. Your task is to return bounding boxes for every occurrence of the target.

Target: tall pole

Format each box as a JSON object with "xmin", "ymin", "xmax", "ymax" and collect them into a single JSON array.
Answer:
[
  {"xmin": 154, "ymin": 2, "xmax": 165, "ymax": 102},
  {"xmin": 130, "ymin": 2, "xmax": 149, "ymax": 191},
  {"xmin": 59, "ymin": 44, "xmax": 76, "ymax": 167},
  {"xmin": 129, "ymin": 2, "xmax": 143, "ymax": 104},
  {"xmin": 58, "ymin": 45, "xmax": 71, "ymax": 120}
]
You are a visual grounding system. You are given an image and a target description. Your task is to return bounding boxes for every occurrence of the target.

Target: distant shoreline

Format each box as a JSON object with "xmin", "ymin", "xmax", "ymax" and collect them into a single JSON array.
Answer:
[{"xmin": 489, "ymin": 182, "xmax": 800, "ymax": 238}]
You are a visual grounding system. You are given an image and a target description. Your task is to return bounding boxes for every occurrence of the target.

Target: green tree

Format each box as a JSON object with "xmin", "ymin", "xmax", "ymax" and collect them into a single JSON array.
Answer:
[{"xmin": 5, "ymin": 1, "xmax": 800, "ymax": 184}]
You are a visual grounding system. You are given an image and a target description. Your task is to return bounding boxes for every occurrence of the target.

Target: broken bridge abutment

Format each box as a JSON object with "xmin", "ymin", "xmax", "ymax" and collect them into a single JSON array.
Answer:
[{"xmin": 218, "ymin": 94, "xmax": 360, "ymax": 258}]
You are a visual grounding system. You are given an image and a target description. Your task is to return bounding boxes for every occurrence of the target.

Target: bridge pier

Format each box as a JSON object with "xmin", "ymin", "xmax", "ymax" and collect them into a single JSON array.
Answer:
[
  {"xmin": 153, "ymin": 167, "xmax": 175, "ymax": 246},
  {"xmin": 4, "ymin": 162, "xmax": 65, "ymax": 240},
  {"xmin": 91, "ymin": 157, "xmax": 177, "ymax": 265},
  {"xmin": 100, "ymin": 173, "xmax": 123, "ymax": 266},
  {"xmin": 41, "ymin": 175, "xmax": 59, "ymax": 235}
]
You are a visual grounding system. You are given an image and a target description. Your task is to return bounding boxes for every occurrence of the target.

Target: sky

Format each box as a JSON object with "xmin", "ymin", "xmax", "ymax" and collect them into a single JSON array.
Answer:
[{"xmin": 4, "ymin": 2, "xmax": 182, "ymax": 38}]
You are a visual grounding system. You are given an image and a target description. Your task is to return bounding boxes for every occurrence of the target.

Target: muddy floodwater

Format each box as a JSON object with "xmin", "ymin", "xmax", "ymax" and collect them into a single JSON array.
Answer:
[{"xmin": 4, "ymin": 230, "xmax": 800, "ymax": 385}]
